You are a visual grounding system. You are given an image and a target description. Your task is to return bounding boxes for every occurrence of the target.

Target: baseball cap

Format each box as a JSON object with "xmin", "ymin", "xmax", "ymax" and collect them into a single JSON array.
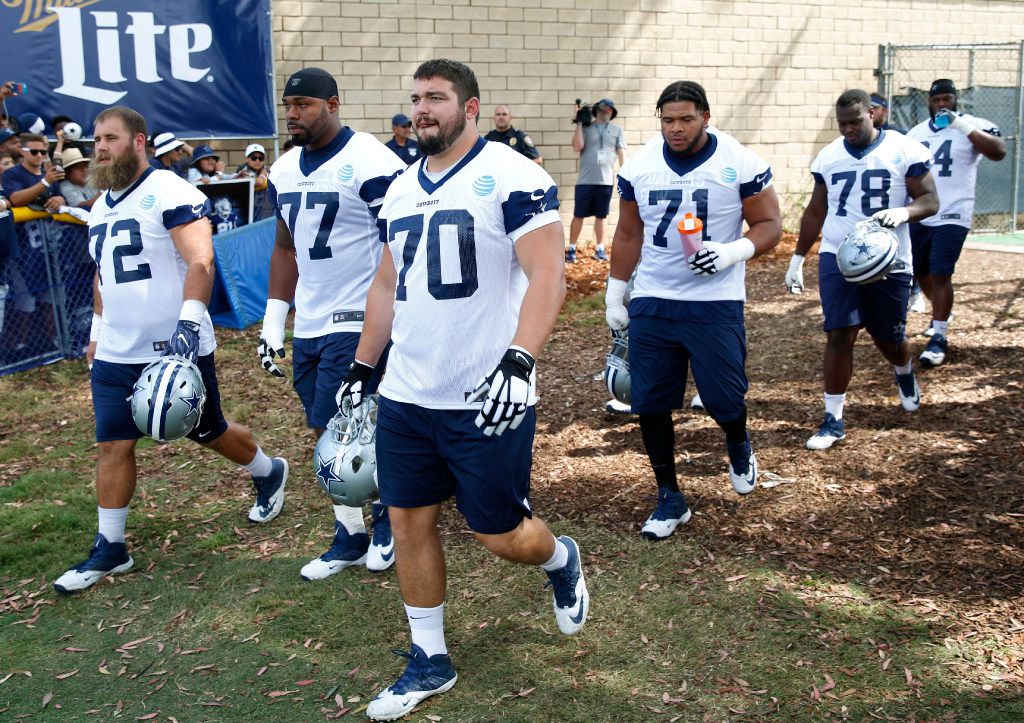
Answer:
[
  {"xmin": 191, "ymin": 144, "xmax": 219, "ymax": 165},
  {"xmin": 61, "ymin": 147, "xmax": 90, "ymax": 169},
  {"xmin": 0, "ymin": 128, "xmax": 15, "ymax": 144},
  {"xmin": 869, "ymin": 93, "xmax": 888, "ymax": 109},
  {"xmin": 929, "ymin": 78, "xmax": 957, "ymax": 97},
  {"xmin": 283, "ymin": 67, "xmax": 339, "ymax": 100},
  {"xmin": 245, "ymin": 143, "xmax": 266, "ymax": 157},
  {"xmin": 391, "ymin": 113, "xmax": 412, "ymax": 127},
  {"xmin": 595, "ymin": 99, "xmax": 618, "ymax": 120},
  {"xmin": 152, "ymin": 132, "xmax": 184, "ymax": 157},
  {"xmin": 17, "ymin": 113, "xmax": 45, "ymax": 135}
]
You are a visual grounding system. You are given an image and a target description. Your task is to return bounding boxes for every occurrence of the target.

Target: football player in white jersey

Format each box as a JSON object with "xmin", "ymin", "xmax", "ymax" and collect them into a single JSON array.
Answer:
[
  {"xmin": 258, "ymin": 67, "xmax": 406, "ymax": 581},
  {"xmin": 907, "ymin": 79, "xmax": 1006, "ymax": 367},
  {"xmin": 605, "ymin": 81, "xmax": 782, "ymax": 540},
  {"xmin": 786, "ymin": 89, "xmax": 939, "ymax": 451},
  {"xmin": 53, "ymin": 107, "xmax": 288, "ymax": 595},
  {"xmin": 334, "ymin": 59, "xmax": 587, "ymax": 721}
]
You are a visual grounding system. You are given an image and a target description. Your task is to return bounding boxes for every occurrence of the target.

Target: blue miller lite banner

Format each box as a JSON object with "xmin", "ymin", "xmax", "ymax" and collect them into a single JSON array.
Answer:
[{"xmin": 0, "ymin": 0, "xmax": 275, "ymax": 138}]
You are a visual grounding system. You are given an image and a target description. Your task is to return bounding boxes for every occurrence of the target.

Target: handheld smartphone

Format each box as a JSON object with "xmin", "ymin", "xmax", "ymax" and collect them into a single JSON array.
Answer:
[{"xmin": 11, "ymin": 82, "xmax": 28, "ymax": 95}]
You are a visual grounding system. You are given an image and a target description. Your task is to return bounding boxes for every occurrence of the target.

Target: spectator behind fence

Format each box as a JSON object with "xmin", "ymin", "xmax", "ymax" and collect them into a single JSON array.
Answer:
[
  {"xmin": 384, "ymin": 113, "xmax": 420, "ymax": 164},
  {"xmin": 0, "ymin": 128, "xmax": 20, "ymax": 162},
  {"xmin": 870, "ymin": 94, "xmax": 907, "ymax": 134},
  {"xmin": 187, "ymin": 144, "xmax": 227, "ymax": 183},
  {"xmin": 2, "ymin": 132, "xmax": 65, "ymax": 212},
  {"xmin": 236, "ymin": 143, "xmax": 272, "ymax": 221},
  {"xmin": 149, "ymin": 132, "xmax": 193, "ymax": 179},
  {"xmin": 58, "ymin": 148, "xmax": 100, "ymax": 210},
  {"xmin": 568, "ymin": 98, "xmax": 626, "ymax": 262}
]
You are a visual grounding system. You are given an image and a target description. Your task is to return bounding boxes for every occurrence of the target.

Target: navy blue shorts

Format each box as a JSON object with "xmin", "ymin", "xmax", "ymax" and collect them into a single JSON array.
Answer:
[
  {"xmin": 818, "ymin": 252, "xmax": 912, "ymax": 344},
  {"xmin": 573, "ymin": 184, "xmax": 613, "ymax": 219},
  {"xmin": 292, "ymin": 333, "xmax": 388, "ymax": 429},
  {"xmin": 375, "ymin": 396, "xmax": 535, "ymax": 535},
  {"xmin": 91, "ymin": 353, "xmax": 229, "ymax": 444},
  {"xmin": 627, "ymin": 299, "xmax": 748, "ymax": 421},
  {"xmin": 910, "ymin": 223, "xmax": 970, "ymax": 277}
]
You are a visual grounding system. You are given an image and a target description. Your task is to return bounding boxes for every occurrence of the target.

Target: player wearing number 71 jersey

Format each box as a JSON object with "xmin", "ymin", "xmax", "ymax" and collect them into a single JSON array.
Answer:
[
  {"xmin": 262, "ymin": 68, "xmax": 406, "ymax": 580},
  {"xmin": 787, "ymin": 89, "xmax": 939, "ymax": 451}
]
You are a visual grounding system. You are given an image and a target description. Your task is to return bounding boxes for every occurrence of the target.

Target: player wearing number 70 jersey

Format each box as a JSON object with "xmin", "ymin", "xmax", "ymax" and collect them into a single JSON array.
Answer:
[
  {"xmin": 787, "ymin": 89, "xmax": 938, "ymax": 451},
  {"xmin": 605, "ymin": 81, "xmax": 782, "ymax": 541},
  {"xmin": 262, "ymin": 68, "xmax": 406, "ymax": 581}
]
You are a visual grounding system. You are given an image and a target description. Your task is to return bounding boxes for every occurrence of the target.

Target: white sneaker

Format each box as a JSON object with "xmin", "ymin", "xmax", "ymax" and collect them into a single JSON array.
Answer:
[
  {"xmin": 248, "ymin": 457, "xmax": 287, "ymax": 523},
  {"xmin": 365, "ymin": 503, "xmax": 395, "ymax": 572},
  {"xmin": 909, "ymin": 290, "xmax": 926, "ymax": 313},
  {"xmin": 895, "ymin": 370, "xmax": 921, "ymax": 412},
  {"xmin": 690, "ymin": 393, "xmax": 704, "ymax": 410},
  {"xmin": 366, "ymin": 645, "xmax": 458, "ymax": 721},
  {"xmin": 53, "ymin": 534, "xmax": 134, "ymax": 594},
  {"xmin": 641, "ymin": 489, "xmax": 691, "ymax": 540},
  {"xmin": 300, "ymin": 523, "xmax": 369, "ymax": 581},
  {"xmin": 806, "ymin": 414, "xmax": 846, "ymax": 451},
  {"xmin": 544, "ymin": 536, "xmax": 589, "ymax": 635},
  {"xmin": 727, "ymin": 440, "xmax": 757, "ymax": 495},
  {"xmin": 604, "ymin": 398, "xmax": 631, "ymax": 414}
]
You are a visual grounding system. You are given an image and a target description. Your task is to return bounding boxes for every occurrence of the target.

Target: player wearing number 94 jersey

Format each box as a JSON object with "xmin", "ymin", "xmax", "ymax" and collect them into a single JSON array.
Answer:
[
  {"xmin": 262, "ymin": 68, "xmax": 406, "ymax": 581},
  {"xmin": 788, "ymin": 89, "xmax": 938, "ymax": 452}
]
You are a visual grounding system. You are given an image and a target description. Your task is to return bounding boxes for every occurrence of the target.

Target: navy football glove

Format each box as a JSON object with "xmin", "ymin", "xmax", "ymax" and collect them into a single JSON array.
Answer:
[
  {"xmin": 165, "ymin": 320, "xmax": 201, "ymax": 362},
  {"xmin": 335, "ymin": 361, "xmax": 374, "ymax": 414},
  {"xmin": 469, "ymin": 347, "xmax": 535, "ymax": 437}
]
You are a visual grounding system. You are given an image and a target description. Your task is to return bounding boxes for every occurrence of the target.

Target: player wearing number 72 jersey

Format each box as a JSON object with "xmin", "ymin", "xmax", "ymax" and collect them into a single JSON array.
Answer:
[
  {"xmin": 787, "ymin": 89, "xmax": 938, "ymax": 451},
  {"xmin": 262, "ymin": 68, "xmax": 406, "ymax": 580}
]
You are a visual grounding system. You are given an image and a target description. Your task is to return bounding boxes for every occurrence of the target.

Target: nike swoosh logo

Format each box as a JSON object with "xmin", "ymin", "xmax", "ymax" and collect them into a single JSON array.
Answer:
[
  {"xmin": 378, "ymin": 543, "xmax": 395, "ymax": 562},
  {"xmin": 569, "ymin": 599, "xmax": 586, "ymax": 625},
  {"xmin": 530, "ymin": 190, "xmax": 545, "ymax": 201},
  {"xmin": 198, "ymin": 431, "xmax": 213, "ymax": 439}
]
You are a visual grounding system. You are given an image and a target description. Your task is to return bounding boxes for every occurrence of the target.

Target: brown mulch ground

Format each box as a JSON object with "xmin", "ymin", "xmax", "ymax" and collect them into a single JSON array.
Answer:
[{"xmin": 538, "ymin": 238, "xmax": 1024, "ymax": 687}]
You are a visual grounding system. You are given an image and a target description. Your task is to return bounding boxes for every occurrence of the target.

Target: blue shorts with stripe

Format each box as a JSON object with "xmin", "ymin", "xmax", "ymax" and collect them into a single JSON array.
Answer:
[
  {"xmin": 91, "ymin": 353, "xmax": 228, "ymax": 444},
  {"xmin": 292, "ymin": 333, "xmax": 388, "ymax": 429},
  {"xmin": 627, "ymin": 298, "xmax": 748, "ymax": 421},
  {"xmin": 910, "ymin": 223, "xmax": 970, "ymax": 277},
  {"xmin": 375, "ymin": 396, "xmax": 535, "ymax": 535},
  {"xmin": 818, "ymin": 252, "xmax": 912, "ymax": 344}
]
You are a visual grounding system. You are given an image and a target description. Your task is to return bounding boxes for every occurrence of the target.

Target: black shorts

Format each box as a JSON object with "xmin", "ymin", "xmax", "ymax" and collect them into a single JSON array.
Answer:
[{"xmin": 573, "ymin": 184, "xmax": 613, "ymax": 219}]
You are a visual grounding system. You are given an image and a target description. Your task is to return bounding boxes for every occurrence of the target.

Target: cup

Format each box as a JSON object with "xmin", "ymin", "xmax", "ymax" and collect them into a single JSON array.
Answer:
[{"xmin": 678, "ymin": 212, "xmax": 704, "ymax": 257}]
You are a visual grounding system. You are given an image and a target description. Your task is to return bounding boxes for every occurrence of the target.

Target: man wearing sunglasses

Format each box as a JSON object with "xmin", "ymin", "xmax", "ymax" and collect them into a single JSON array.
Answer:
[
  {"xmin": 236, "ymin": 143, "xmax": 271, "ymax": 220},
  {"xmin": 1, "ymin": 133, "xmax": 66, "ymax": 212}
]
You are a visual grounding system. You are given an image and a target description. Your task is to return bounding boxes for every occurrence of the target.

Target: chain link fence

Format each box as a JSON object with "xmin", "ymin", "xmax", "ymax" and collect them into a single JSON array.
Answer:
[
  {"xmin": 877, "ymin": 42, "xmax": 1024, "ymax": 233},
  {"xmin": 1, "ymin": 213, "xmax": 94, "ymax": 376}
]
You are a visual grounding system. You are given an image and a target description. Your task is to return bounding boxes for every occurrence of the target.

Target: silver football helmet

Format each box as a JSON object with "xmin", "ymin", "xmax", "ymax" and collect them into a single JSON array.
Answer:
[
  {"xmin": 604, "ymin": 331, "xmax": 631, "ymax": 405},
  {"xmin": 130, "ymin": 355, "xmax": 207, "ymax": 442},
  {"xmin": 314, "ymin": 395, "xmax": 379, "ymax": 507},
  {"xmin": 837, "ymin": 219, "xmax": 899, "ymax": 284}
]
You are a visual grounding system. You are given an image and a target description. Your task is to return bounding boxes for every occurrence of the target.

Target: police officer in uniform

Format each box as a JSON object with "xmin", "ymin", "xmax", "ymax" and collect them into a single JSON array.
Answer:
[
  {"xmin": 484, "ymin": 105, "xmax": 543, "ymax": 165},
  {"xmin": 385, "ymin": 113, "xmax": 420, "ymax": 165}
]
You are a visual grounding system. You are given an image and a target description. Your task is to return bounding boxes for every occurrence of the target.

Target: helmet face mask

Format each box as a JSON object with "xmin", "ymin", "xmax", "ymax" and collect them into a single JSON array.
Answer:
[
  {"xmin": 314, "ymin": 395, "xmax": 379, "ymax": 506},
  {"xmin": 130, "ymin": 355, "xmax": 207, "ymax": 442},
  {"xmin": 837, "ymin": 219, "xmax": 899, "ymax": 285},
  {"xmin": 604, "ymin": 331, "xmax": 631, "ymax": 404}
]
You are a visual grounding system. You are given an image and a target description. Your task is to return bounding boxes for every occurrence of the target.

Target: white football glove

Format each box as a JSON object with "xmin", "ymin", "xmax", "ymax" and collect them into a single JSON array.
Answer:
[
  {"xmin": 871, "ymin": 207, "xmax": 910, "ymax": 229},
  {"xmin": 785, "ymin": 254, "xmax": 805, "ymax": 294},
  {"xmin": 604, "ymin": 277, "xmax": 629, "ymax": 331},
  {"xmin": 687, "ymin": 238, "xmax": 755, "ymax": 277},
  {"xmin": 468, "ymin": 346, "xmax": 534, "ymax": 437},
  {"xmin": 257, "ymin": 298, "xmax": 290, "ymax": 378},
  {"xmin": 937, "ymin": 109, "xmax": 973, "ymax": 135}
]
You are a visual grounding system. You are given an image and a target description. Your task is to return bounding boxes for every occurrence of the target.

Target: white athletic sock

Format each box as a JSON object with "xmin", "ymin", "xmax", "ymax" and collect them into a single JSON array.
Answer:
[
  {"xmin": 823, "ymin": 393, "xmax": 846, "ymax": 421},
  {"xmin": 97, "ymin": 506, "xmax": 128, "ymax": 544},
  {"xmin": 406, "ymin": 602, "xmax": 447, "ymax": 657},
  {"xmin": 243, "ymin": 447, "xmax": 273, "ymax": 478},
  {"xmin": 540, "ymin": 537, "xmax": 569, "ymax": 572},
  {"xmin": 333, "ymin": 504, "xmax": 367, "ymax": 535},
  {"xmin": 568, "ymin": 243, "xmax": 576, "ymax": 252},
  {"xmin": 894, "ymin": 360, "xmax": 913, "ymax": 376},
  {"xmin": 932, "ymin": 320, "xmax": 949, "ymax": 337}
]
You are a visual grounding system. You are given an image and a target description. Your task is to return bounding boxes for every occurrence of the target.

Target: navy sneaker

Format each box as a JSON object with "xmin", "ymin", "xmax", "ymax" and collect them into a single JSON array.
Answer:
[
  {"xmin": 544, "ymin": 535, "xmax": 589, "ymax": 635},
  {"xmin": 806, "ymin": 413, "xmax": 846, "ymax": 450},
  {"xmin": 300, "ymin": 521, "xmax": 369, "ymax": 580},
  {"xmin": 594, "ymin": 247, "xmax": 609, "ymax": 261},
  {"xmin": 895, "ymin": 369, "xmax": 921, "ymax": 411},
  {"xmin": 248, "ymin": 457, "xmax": 288, "ymax": 523},
  {"xmin": 727, "ymin": 434, "xmax": 758, "ymax": 495},
  {"xmin": 366, "ymin": 502, "xmax": 395, "ymax": 572},
  {"xmin": 53, "ymin": 534, "xmax": 134, "ymax": 594},
  {"xmin": 641, "ymin": 488, "xmax": 691, "ymax": 540},
  {"xmin": 366, "ymin": 644, "xmax": 458, "ymax": 721},
  {"xmin": 919, "ymin": 333, "xmax": 947, "ymax": 367},
  {"xmin": 565, "ymin": 248, "xmax": 577, "ymax": 263}
]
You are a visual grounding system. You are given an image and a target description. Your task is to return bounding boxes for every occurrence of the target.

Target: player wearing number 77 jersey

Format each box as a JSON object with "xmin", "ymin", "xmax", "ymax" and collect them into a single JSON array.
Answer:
[
  {"xmin": 335, "ymin": 59, "xmax": 588, "ymax": 721},
  {"xmin": 262, "ymin": 68, "xmax": 406, "ymax": 580},
  {"xmin": 605, "ymin": 81, "xmax": 782, "ymax": 541},
  {"xmin": 787, "ymin": 89, "xmax": 938, "ymax": 452}
]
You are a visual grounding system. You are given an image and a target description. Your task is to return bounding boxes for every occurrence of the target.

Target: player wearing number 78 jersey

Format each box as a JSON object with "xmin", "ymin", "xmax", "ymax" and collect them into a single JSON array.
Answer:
[
  {"xmin": 787, "ymin": 89, "xmax": 938, "ymax": 452},
  {"xmin": 261, "ymin": 68, "xmax": 406, "ymax": 580}
]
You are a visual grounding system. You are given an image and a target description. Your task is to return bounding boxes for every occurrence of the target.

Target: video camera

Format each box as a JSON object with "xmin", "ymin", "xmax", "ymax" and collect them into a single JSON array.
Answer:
[{"xmin": 573, "ymin": 99, "xmax": 594, "ymax": 127}]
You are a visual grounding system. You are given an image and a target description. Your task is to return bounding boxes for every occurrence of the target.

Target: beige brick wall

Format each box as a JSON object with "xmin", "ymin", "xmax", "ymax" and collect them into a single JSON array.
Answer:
[{"xmin": 223, "ymin": 0, "xmax": 1024, "ymax": 231}]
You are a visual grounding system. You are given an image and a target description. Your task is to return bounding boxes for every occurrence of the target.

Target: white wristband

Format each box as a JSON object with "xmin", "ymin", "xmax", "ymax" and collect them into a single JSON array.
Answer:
[
  {"xmin": 179, "ymin": 299, "xmax": 207, "ymax": 325},
  {"xmin": 731, "ymin": 237, "xmax": 756, "ymax": 264},
  {"xmin": 605, "ymin": 276, "xmax": 628, "ymax": 305},
  {"xmin": 40, "ymin": 178, "xmax": 51, "ymax": 189},
  {"xmin": 89, "ymin": 313, "xmax": 103, "ymax": 342},
  {"xmin": 262, "ymin": 298, "xmax": 290, "ymax": 332}
]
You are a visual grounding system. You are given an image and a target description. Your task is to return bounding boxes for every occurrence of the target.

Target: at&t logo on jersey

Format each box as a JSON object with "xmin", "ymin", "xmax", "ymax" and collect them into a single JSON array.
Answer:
[
  {"xmin": 337, "ymin": 164, "xmax": 355, "ymax": 183},
  {"xmin": 472, "ymin": 175, "xmax": 496, "ymax": 197},
  {"xmin": 892, "ymin": 153, "xmax": 904, "ymax": 165},
  {"xmin": 140, "ymin": 194, "xmax": 156, "ymax": 210},
  {"xmin": 719, "ymin": 167, "xmax": 738, "ymax": 184}
]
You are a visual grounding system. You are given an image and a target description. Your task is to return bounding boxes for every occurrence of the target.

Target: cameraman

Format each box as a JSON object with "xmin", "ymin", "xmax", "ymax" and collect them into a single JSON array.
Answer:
[{"xmin": 569, "ymin": 98, "xmax": 626, "ymax": 262}]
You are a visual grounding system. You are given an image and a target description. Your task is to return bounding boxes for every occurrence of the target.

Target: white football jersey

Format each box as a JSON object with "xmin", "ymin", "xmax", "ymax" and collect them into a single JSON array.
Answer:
[
  {"xmin": 378, "ymin": 138, "xmax": 560, "ymax": 409},
  {"xmin": 268, "ymin": 127, "xmax": 406, "ymax": 338},
  {"xmin": 906, "ymin": 113, "xmax": 1000, "ymax": 228},
  {"xmin": 810, "ymin": 130, "xmax": 934, "ymax": 268},
  {"xmin": 616, "ymin": 128, "xmax": 772, "ymax": 302},
  {"xmin": 89, "ymin": 168, "xmax": 216, "ymax": 364}
]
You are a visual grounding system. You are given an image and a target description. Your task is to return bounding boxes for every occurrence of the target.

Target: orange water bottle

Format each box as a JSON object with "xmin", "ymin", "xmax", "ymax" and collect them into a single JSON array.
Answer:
[{"xmin": 677, "ymin": 213, "xmax": 704, "ymax": 257}]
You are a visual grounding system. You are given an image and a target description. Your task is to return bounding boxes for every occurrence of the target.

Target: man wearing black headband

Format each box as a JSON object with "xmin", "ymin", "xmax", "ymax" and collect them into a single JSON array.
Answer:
[
  {"xmin": 906, "ymin": 78, "xmax": 1006, "ymax": 367},
  {"xmin": 260, "ymin": 67, "xmax": 406, "ymax": 580}
]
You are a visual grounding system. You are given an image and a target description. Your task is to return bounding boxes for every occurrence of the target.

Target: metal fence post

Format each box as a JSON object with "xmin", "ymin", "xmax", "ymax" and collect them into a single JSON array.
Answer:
[{"xmin": 1012, "ymin": 39, "xmax": 1024, "ymax": 233}]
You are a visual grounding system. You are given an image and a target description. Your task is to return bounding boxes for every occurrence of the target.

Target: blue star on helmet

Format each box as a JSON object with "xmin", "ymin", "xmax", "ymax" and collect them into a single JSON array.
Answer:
[
  {"xmin": 181, "ymin": 390, "xmax": 203, "ymax": 416},
  {"xmin": 315, "ymin": 454, "xmax": 342, "ymax": 490},
  {"xmin": 854, "ymin": 241, "xmax": 872, "ymax": 259}
]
